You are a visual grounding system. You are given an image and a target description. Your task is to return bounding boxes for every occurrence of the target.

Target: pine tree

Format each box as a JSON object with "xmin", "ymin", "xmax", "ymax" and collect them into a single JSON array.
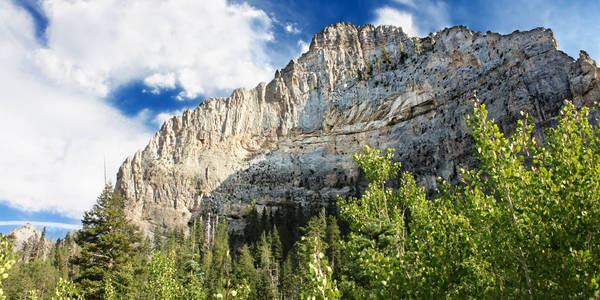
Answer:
[
  {"xmin": 280, "ymin": 254, "xmax": 296, "ymax": 299},
  {"xmin": 260, "ymin": 208, "xmax": 270, "ymax": 236},
  {"xmin": 206, "ymin": 220, "xmax": 232, "ymax": 298},
  {"xmin": 244, "ymin": 206, "xmax": 260, "ymax": 245},
  {"xmin": 35, "ymin": 227, "xmax": 47, "ymax": 260},
  {"xmin": 179, "ymin": 218, "xmax": 206, "ymax": 299},
  {"xmin": 72, "ymin": 184, "xmax": 143, "ymax": 300},
  {"xmin": 257, "ymin": 232, "xmax": 279, "ymax": 299},
  {"xmin": 233, "ymin": 244, "xmax": 257, "ymax": 299},
  {"xmin": 270, "ymin": 226, "xmax": 283, "ymax": 264}
]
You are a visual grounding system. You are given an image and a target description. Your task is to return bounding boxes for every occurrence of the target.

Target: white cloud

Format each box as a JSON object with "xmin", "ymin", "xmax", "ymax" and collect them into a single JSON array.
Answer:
[
  {"xmin": 0, "ymin": 221, "xmax": 81, "ymax": 230},
  {"xmin": 285, "ymin": 23, "xmax": 300, "ymax": 34},
  {"xmin": 0, "ymin": 0, "xmax": 282, "ymax": 219},
  {"xmin": 372, "ymin": 6, "xmax": 420, "ymax": 36},
  {"xmin": 35, "ymin": 0, "xmax": 275, "ymax": 99},
  {"xmin": 144, "ymin": 73, "xmax": 176, "ymax": 94},
  {"xmin": 371, "ymin": 1, "xmax": 449, "ymax": 37},
  {"xmin": 0, "ymin": 1, "xmax": 152, "ymax": 219},
  {"xmin": 153, "ymin": 110, "xmax": 184, "ymax": 127},
  {"xmin": 298, "ymin": 40, "xmax": 310, "ymax": 54}
]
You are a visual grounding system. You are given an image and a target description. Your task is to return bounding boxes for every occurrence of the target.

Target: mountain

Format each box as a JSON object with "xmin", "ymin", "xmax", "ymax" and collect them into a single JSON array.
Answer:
[
  {"xmin": 115, "ymin": 22, "xmax": 600, "ymax": 237},
  {"xmin": 8, "ymin": 223, "xmax": 54, "ymax": 261}
]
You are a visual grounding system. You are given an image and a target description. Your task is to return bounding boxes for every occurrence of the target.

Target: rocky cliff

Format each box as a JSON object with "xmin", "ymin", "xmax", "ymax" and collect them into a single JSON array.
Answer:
[
  {"xmin": 116, "ymin": 23, "xmax": 600, "ymax": 236},
  {"xmin": 8, "ymin": 224, "xmax": 54, "ymax": 261}
]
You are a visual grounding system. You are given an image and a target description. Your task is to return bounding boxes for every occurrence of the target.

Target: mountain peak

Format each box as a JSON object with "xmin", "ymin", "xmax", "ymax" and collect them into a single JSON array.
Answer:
[
  {"xmin": 8, "ymin": 223, "xmax": 54, "ymax": 261},
  {"xmin": 116, "ymin": 23, "xmax": 599, "ymax": 237}
]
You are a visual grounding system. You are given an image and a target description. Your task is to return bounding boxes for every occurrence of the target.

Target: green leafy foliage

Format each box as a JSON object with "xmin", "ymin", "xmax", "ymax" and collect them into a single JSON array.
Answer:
[
  {"xmin": 0, "ymin": 235, "xmax": 16, "ymax": 300},
  {"xmin": 142, "ymin": 250, "xmax": 182, "ymax": 299},
  {"xmin": 452, "ymin": 97, "xmax": 600, "ymax": 297},
  {"xmin": 299, "ymin": 235, "xmax": 340, "ymax": 300},
  {"xmin": 338, "ymin": 146, "xmax": 475, "ymax": 298},
  {"xmin": 52, "ymin": 277, "xmax": 82, "ymax": 300},
  {"xmin": 337, "ymin": 97, "xmax": 600, "ymax": 298},
  {"xmin": 4, "ymin": 257, "xmax": 60, "ymax": 299}
]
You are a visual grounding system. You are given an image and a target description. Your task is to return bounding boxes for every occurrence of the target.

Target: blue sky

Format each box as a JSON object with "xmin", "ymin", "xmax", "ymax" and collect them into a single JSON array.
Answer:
[{"xmin": 1, "ymin": 0, "xmax": 598, "ymax": 238}]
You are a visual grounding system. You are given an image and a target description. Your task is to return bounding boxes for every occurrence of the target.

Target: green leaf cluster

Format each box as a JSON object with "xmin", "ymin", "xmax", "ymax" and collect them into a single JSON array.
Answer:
[{"xmin": 338, "ymin": 97, "xmax": 600, "ymax": 298}]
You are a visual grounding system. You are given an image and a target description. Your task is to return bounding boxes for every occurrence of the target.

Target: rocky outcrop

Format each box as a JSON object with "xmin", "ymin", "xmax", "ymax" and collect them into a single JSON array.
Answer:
[
  {"xmin": 116, "ymin": 23, "xmax": 600, "ymax": 236},
  {"xmin": 8, "ymin": 223, "xmax": 54, "ymax": 261}
]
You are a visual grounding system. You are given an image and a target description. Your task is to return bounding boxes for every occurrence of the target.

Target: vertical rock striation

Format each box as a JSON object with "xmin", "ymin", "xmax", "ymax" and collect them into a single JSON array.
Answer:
[{"xmin": 116, "ymin": 23, "xmax": 600, "ymax": 236}]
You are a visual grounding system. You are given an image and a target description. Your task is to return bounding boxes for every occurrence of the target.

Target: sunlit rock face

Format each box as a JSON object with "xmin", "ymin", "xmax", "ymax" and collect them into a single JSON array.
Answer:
[
  {"xmin": 115, "ymin": 23, "xmax": 600, "ymax": 236},
  {"xmin": 8, "ymin": 224, "xmax": 54, "ymax": 261}
]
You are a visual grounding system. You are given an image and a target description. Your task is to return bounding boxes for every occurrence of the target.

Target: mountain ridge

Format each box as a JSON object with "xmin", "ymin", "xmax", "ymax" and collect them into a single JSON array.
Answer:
[{"xmin": 115, "ymin": 22, "xmax": 600, "ymax": 236}]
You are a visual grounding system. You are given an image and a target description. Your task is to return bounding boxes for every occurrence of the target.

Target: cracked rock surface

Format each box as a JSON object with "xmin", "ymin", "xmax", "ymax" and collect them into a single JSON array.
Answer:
[{"xmin": 115, "ymin": 23, "xmax": 600, "ymax": 236}]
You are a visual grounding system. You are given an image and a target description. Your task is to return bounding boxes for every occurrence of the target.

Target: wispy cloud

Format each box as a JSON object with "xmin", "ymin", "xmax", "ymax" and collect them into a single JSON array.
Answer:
[
  {"xmin": 284, "ymin": 23, "xmax": 301, "ymax": 34},
  {"xmin": 393, "ymin": 0, "xmax": 416, "ymax": 8},
  {"xmin": 371, "ymin": 0, "xmax": 449, "ymax": 37},
  {"xmin": 0, "ymin": 221, "xmax": 80, "ymax": 230}
]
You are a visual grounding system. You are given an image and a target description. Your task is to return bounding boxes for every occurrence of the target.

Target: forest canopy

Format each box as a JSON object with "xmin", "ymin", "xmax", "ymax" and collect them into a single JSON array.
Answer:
[{"xmin": 1, "ymin": 97, "xmax": 599, "ymax": 299}]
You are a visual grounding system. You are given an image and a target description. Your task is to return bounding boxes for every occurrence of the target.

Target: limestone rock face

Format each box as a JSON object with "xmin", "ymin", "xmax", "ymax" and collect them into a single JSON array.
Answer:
[
  {"xmin": 8, "ymin": 223, "xmax": 54, "ymax": 261},
  {"xmin": 116, "ymin": 23, "xmax": 600, "ymax": 236}
]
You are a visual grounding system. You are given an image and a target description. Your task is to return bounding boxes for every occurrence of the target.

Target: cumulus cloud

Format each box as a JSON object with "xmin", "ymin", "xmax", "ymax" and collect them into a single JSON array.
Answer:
[
  {"xmin": 0, "ymin": 1, "xmax": 152, "ymax": 218},
  {"xmin": 0, "ymin": 0, "xmax": 281, "ymax": 219},
  {"xmin": 371, "ymin": 1, "xmax": 449, "ymax": 37},
  {"xmin": 35, "ymin": 0, "xmax": 275, "ymax": 99},
  {"xmin": 373, "ymin": 6, "xmax": 420, "ymax": 36},
  {"xmin": 144, "ymin": 73, "xmax": 176, "ymax": 94}
]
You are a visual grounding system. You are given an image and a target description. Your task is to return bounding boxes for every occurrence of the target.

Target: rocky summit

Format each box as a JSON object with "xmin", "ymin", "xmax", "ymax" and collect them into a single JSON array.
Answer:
[
  {"xmin": 8, "ymin": 223, "xmax": 54, "ymax": 261},
  {"xmin": 115, "ymin": 22, "xmax": 600, "ymax": 236}
]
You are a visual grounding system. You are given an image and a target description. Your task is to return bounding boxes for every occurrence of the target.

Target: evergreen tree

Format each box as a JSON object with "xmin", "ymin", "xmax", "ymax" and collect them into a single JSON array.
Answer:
[
  {"xmin": 205, "ymin": 220, "xmax": 232, "ymax": 298},
  {"xmin": 233, "ymin": 244, "xmax": 257, "ymax": 299},
  {"xmin": 244, "ymin": 206, "xmax": 260, "ymax": 244},
  {"xmin": 260, "ymin": 208, "xmax": 270, "ymax": 236},
  {"xmin": 270, "ymin": 226, "xmax": 283, "ymax": 264},
  {"xmin": 35, "ymin": 227, "xmax": 47, "ymax": 260},
  {"xmin": 4, "ymin": 256, "xmax": 59, "ymax": 299},
  {"xmin": 72, "ymin": 184, "xmax": 143, "ymax": 300},
  {"xmin": 179, "ymin": 218, "xmax": 206, "ymax": 299},
  {"xmin": 280, "ymin": 254, "xmax": 296, "ymax": 299},
  {"xmin": 257, "ymin": 232, "xmax": 279, "ymax": 299}
]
